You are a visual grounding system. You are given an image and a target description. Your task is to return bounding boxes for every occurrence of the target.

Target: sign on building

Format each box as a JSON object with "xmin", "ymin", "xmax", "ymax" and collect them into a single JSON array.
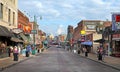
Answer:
[
  {"xmin": 11, "ymin": 28, "xmax": 23, "ymax": 34},
  {"xmin": 112, "ymin": 13, "xmax": 120, "ymax": 30},
  {"xmin": 31, "ymin": 30, "xmax": 37, "ymax": 34}
]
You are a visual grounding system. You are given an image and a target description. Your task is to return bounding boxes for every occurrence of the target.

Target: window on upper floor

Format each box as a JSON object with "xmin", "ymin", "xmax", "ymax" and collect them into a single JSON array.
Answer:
[
  {"xmin": 13, "ymin": 12, "xmax": 15, "ymax": 25},
  {"xmin": 8, "ymin": 9, "xmax": 11, "ymax": 23},
  {"xmin": 13, "ymin": 0, "xmax": 16, "ymax": 4},
  {"xmin": 86, "ymin": 25, "xmax": 96, "ymax": 30},
  {"xmin": 0, "ymin": 3, "xmax": 3, "ymax": 19}
]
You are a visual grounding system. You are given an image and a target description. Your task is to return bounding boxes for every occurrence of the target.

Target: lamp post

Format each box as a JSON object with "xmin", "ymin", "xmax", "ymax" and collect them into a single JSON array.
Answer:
[
  {"xmin": 32, "ymin": 15, "xmax": 42, "ymax": 55},
  {"xmin": 96, "ymin": 21, "xmax": 105, "ymax": 60},
  {"xmin": 96, "ymin": 21, "xmax": 105, "ymax": 48}
]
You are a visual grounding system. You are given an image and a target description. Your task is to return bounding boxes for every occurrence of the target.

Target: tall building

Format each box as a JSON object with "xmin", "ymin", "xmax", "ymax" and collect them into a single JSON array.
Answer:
[
  {"xmin": 0, "ymin": 0, "xmax": 18, "ymax": 29},
  {"xmin": 0, "ymin": 0, "xmax": 18, "ymax": 58}
]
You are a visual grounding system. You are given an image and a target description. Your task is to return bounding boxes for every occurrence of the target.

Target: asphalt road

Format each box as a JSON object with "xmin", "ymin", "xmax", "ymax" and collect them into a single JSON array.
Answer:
[{"xmin": 1, "ymin": 46, "xmax": 120, "ymax": 72}]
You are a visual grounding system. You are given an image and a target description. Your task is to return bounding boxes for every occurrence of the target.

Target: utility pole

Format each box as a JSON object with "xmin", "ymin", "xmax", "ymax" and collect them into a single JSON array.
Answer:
[{"xmin": 32, "ymin": 15, "xmax": 37, "ymax": 55}]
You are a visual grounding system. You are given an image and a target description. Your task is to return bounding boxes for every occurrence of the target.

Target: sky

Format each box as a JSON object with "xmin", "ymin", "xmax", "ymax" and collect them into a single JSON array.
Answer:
[{"xmin": 18, "ymin": 0, "xmax": 120, "ymax": 36}]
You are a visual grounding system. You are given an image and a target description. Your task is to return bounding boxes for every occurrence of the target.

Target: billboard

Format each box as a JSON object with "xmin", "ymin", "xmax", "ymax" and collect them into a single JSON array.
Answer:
[{"xmin": 112, "ymin": 13, "xmax": 120, "ymax": 31}]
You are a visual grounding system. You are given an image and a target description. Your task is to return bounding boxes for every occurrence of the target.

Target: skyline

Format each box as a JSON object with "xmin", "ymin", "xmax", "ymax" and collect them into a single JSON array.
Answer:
[{"xmin": 18, "ymin": 0, "xmax": 120, "ymax": 35}]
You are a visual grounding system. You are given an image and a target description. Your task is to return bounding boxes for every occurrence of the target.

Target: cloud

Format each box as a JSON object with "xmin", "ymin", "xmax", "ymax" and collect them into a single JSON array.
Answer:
[
  {"xmin": 61, "ymin": 3, "xmax": 74, "ymax": 9},
  {"xmin": 18, "ymin": 0, "xmax": 120, "ymax": 35},
  {"xmin": 57, "ymin": 25, "xmax": 64, "ymax": 35}
]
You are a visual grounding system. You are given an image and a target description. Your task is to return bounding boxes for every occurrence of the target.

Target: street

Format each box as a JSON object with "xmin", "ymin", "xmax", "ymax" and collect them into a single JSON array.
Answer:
[{"xmin": 1, "ymin": 46, "xmax": 120, "ymax": 72}]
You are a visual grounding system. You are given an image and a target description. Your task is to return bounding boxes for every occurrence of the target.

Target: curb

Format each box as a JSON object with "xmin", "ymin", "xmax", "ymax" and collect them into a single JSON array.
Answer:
[
  {"xmin": 0, "ymin": 53, "xmax": 41, "ymax": 71},
  {"xmin": 79, "ymin": 55, "xmax": 120, "ymax": 71},
  {"xmin": 65, "ymin": 49, "xmax": 120, "ymax": 71}
]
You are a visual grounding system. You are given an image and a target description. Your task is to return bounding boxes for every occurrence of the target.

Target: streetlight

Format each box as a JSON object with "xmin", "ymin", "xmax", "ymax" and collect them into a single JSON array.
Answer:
[
  {"xmin": 32, "ymin": 15, "xmax": 42, "ymax": 55},
  {"xmin": 96, "ymin": 21, "xmax": 105, "ymax": 60}
]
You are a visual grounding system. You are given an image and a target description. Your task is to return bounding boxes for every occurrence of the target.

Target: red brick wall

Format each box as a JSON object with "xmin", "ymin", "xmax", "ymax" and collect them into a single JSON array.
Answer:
[{"xmin": 18, "ymin": 10, "xmax": 31, "ymax": 34}]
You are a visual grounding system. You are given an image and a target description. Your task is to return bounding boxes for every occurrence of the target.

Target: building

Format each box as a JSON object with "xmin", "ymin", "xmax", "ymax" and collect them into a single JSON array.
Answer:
[
  {"xmin": 58, "ymin": 34, "xmax": 66, "ymax": 42},
  {"xmin": 0, "ymin": 0, "xmax": 18, "ymax": 29},
  {"xmin": 73, "ymin": 20, "xmax": 111, "ymax": 53},
  {"xmin": 18, "ymin": 10, "xmax": 32, "ymax": 44},
  {"xmin": 0, "ymin": 0, "xmax": 18, "ymax": 58}
]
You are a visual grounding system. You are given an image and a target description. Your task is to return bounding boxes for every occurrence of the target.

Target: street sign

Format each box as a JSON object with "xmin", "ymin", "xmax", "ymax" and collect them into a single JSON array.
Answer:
[{"xmin": 31, "ymin": 30, "xmax": 37, "ymax": 34}]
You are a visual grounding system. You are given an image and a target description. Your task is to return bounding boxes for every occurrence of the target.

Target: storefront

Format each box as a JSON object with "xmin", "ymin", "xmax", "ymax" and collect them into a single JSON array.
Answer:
[
  {"xmin": 112, "ymin": 34, "xmax": 120, "ymax": 54},
  {"xmin": 0, "ymin": 25, "xmax": 13, "ymax": 58}
]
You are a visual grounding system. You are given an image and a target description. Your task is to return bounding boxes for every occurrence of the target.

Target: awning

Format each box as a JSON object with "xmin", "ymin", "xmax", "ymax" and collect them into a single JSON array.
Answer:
[
  {"xmin": 94, "ymin": 39, "xmax": 105, "ymax": 43},
  {"xmin": 25, "ymin": 35, "xmax": 32, "ymax": 42},
  {"xmin": 81, "ymin": 41, "xmax": 92, "ymax": 46},
  {"xmin": 11, "ymin": 37, "xmax": 23, "ymax": 42},
  {"xmin": 19, "ymin": 33, "xmax": 28, "ymax": 42},
  {"xmin": 0, "ymin": 25, "xmax": 13, "ymax": 37}
]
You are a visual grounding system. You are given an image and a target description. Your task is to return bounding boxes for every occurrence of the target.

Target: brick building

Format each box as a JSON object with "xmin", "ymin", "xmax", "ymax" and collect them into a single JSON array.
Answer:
[
  {"xmin": 73, "ymin": 20, "xmax": 111, "ymax": 53},
  {"xmin": 18, "ymin": 10, "xmax": 32, "ymax": 44}
]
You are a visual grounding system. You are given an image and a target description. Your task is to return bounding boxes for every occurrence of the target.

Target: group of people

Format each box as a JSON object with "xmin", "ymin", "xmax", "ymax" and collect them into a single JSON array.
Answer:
[
  {"xmin": 71, "ymin": 44, "xmax": 106, "ymax": 61},
  {"xmin": 8, "ymin": 46, "xmax": 21, "ymax": 61},
  {"xmin": 8, "ymin": 45, "xmax": 32, "ymax": 61}
]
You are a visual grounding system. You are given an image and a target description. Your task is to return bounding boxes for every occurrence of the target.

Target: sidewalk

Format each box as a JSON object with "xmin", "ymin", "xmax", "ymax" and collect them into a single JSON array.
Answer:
[
  {"xmin": 79, "ymin": 52, "xmax": 120, "ymax": 70},
  {"xmin": 0, "ymin": 54, "xmax": 37, "ymax": 71},
  {"xmin": 0, "ymin": 48, "xmax": 47, "ymax": 71}
]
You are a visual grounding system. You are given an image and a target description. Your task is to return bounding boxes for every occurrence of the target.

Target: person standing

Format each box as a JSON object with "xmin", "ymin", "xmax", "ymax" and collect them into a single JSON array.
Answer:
[
  {"xmin": 8, "ymin": 47, "xmax": 11, "ymax": 57},
  {"xmin": 83, "ymin": 47, "xmax": 88, "ymax": 57},
  {"xmin": 8, "ymin": 46, "xmax": 13, "ymax": 57},
  {"xmin": 97, "ymin": 47, "xmax": 103, "ymax": 61},
  {"xmin": 13, "ymin": 46, "xmax": 19, "ymax": 61},
  {"xmin": 26, "ymin": 45, "xmax": 32, "ymax": 57}
]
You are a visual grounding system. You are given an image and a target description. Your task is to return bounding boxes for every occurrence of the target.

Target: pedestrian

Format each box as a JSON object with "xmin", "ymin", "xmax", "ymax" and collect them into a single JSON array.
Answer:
[
  {"xmin": 83, "ymin": 47, "xmax": 88, "ymax": 57},
  {"xmin": 77, "ymin": 49, "xmax": 80, "ymax": 54},
  {"xmin": 18, "ymin": 46, "xmax": 21, "ymax": 56},
  {"xmin": 13, "ymin": 46, "xmax": 19, "ymax": 61},
  {"xmin": 8, "ymin": 46, "xmax": 13, "ymax": 57},
  {"xmin": 8, "ymin": 47, "xmax": 11, "ymax": 57},
  {"xmin": 102, "ymin": 49, "xmax": 106, "ymax": 60},
  {"xmin": 26, "ymin": 45, "xmax": 32, "ymax": 57},
  {"xmin": 97, "ymin": 47, "xmax": 103, "ymax": 61}
]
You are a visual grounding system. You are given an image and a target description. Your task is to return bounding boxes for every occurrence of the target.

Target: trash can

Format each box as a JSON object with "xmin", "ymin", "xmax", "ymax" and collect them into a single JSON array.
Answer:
[{"xmin": 32, "ymin": 49, "xmax": 36, "ymax": 55}]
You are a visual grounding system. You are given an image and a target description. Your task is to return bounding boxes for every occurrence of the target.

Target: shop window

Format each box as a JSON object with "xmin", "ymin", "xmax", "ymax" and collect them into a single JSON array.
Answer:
[{"xmin": 115, "ymin": 41, "xmax": 120, "ymax": 52}]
